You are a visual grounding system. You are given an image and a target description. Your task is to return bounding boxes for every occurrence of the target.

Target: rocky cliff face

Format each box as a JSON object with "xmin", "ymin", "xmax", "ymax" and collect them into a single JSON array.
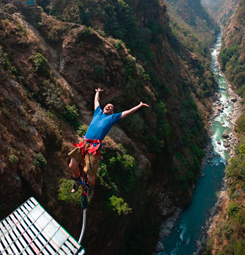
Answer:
[
  {"xmin": 0, "ymin": 1, "xmax": 218, "ymax": 254},
  {"xmin": 202, "ymin": 0, "xmax": 239, "ymax": 24},
  {"xmin": 165, "ymin": 0, "xmax": 218, "ymax": 47}
]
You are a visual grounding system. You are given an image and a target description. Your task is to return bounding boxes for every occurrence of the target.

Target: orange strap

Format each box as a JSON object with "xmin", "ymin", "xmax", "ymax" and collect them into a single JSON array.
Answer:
[{"xmin": 72, "ymin": 138, "xmax": 102, "ymax": 195}]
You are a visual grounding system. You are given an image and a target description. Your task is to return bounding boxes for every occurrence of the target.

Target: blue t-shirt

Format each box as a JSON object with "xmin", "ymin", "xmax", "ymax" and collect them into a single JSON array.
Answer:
[{"xmin": 85, "ymin": 106, "xmax": 122, "ymax": 141}]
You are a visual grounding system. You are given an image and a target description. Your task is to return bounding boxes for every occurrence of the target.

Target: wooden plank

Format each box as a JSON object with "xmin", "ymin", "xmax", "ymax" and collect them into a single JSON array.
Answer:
[
  {"xmin": 40, "ymin": 247, "xmax": 50, "ymax": 255},
  {"xmin": 0, "ymin": 222, "xmax": 7, "ymax": 236},
  {"xmin": 5, "ymin": 233, "xmax": 18, "ymax": 255},
  {"xmin": 57, "ymin": 248, "xmax": 66, "ymax": 255},
  {"xmin": 12, "ymin": 228, "xmax": 25, "ymax": 254},
  {"xmin": 30, "ymin": 197, "xmax": 38, "ymax": 206},
  {"xmin": 20, "ymin": 219, "xmax": 29, "ymax": 234},
  {"xmin": 26, "ymin": 199, "xmax": 36, "ymax": 209},
  {"xmin": 36, "ymin": 232, "xmax": 47, "ymax": 246},
  {"xmin": 13, "ymin": 210, "xmax": 22, "ymax": 222},
  {"xmin": 20, "ymin": 205, "xmax": 29, "ymax": 216},
  {"xmin": 1, "ymin": 235, "xmax": 9, "ymax": 249},
  {"xmin": 12, "ymin": 238, "xmax": 24, "ymax": 254},
  {"xmin": 60, "ymin": 244, "xmax": 71, "ymax": 254},
  {"xmin": 33, "ymin": 236, "xmax": 43, "ymax": 251},
  {"xmin": 44, "ymin": 242, "xmax": 56, "ymax": 254},
  {"xmin": 13, "ymin": 226, "xmax": 21, "ymax": 239},
  {"xmin": 24, "ymin": 216, "xmax": 32, "ymax": 228},
  {"xmin": 16, "ymin": 234, "xmax": 27, "ymax": 251},
  {"xmin": 23, "ymin": 202, "xmax": 32, "ymax": 213},
  {"xmin": 0, "ymin": 241, "xmax": 6, "ymax": 253},
  {"xmin": 22, "ymin": 231, "xmax": 39, "ymax": 254},
  {"xmin": 0, "ymin": 236, "xmax": 12, "ymax": 254},
  {"xmin": 16, "ymin": 208, "xmax": 26, "ymax": 219},
  {"xmin": 23, "ymin": 245, "xmax": 33, "ymax": 255},
  {"xmin": 26, "ymin": 228, "xmax": 35, "ymax": 241},
  {"xmin": 64, "ymin": 239, "xmax": 77, "ymax": 253},
  {"xmin": 2, "ymin": 220, "xmax": 11, "ymax": 232},
  {"xmin": 68, "ymin": 236, "xmax": 81, "ymax": 249},
  {"xmin": 30, "ymin": 225, "xmax": 39, "ymax": 239},
  {"xmin": 10, "ymin": 242, "xmax": 20, "ymax": 254},
  {"xmin": 48, "ymin": 238, "xmax": 59, "ymax": 251},
  {"xmin": 5, "ymin": 216, "xmax": 15, "ymax": 229}
]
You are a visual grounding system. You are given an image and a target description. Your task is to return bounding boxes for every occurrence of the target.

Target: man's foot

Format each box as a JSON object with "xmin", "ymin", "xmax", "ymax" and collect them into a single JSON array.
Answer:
[
  {"xmin": 86, "ymin": 184, "xmax": 94, "ymax": 199},
  {"xmin": 71, "ymin": 178, "xmax": 81, "ymax": 193}
]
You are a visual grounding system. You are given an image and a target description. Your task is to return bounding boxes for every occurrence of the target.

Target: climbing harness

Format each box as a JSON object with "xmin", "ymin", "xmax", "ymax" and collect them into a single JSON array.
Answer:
[
  {"xmin": 72, "ymin": 138, "xmax": 102, "ymax": 253},
  {"xmin": 72, "ymin": 137, "xmax": 101, "ymax": 203}
]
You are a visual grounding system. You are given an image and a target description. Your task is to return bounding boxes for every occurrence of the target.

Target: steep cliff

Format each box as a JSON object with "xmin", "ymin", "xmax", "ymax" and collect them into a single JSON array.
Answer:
[
  {"xmin": 165, "ymin": 0, "xmax": 219, "ymax": 47},
  {"xmin": 0, "ymin": 1, "xmax": 218, "ymax": 254},
  {"xmin": 202, "ymin": 0, "xmax": 239, "ymax": 25}
]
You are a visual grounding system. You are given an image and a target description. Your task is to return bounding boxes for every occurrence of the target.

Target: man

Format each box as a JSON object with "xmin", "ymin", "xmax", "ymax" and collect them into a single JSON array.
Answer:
[{"xmin": 68, "ymin": 88, "xmax": 149, "ymax": 199}]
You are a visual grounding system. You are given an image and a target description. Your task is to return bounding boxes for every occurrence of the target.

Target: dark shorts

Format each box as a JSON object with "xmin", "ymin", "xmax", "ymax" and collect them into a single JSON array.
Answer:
[{"xmin": 68, "ymin": 143, "xmax": 99, "ymax": 176}]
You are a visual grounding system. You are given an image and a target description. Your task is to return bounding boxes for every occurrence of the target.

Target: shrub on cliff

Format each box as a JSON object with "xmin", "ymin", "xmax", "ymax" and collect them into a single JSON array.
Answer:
[
  {"xmin": 34, "ymin": 152, "xmax": 47, "ymax": 170},
  {"xmin": 31, "ymin": 53, "xmax": 51, "ymax": 77},
  {"xmin": 108, "ymin": 195, "xmax": 132, "ymax": 215},
  {"xmin": 58, "ymin": 178, "xmax": 81, "ymax": 206}
]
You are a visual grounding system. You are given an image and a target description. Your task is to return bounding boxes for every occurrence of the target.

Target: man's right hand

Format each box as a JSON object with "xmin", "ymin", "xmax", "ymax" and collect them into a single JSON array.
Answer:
[
  {"xmin": 94, "ymin": 88, "xmax": 103, "ymax": 110},
  {"xmin": 95, "ymin": 88, "xmax": 103, "ymax": 93}
]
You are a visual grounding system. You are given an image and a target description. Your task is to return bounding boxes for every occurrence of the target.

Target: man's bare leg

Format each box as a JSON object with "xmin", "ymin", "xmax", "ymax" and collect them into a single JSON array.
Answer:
[
  {"xmin": 69, "ymin": 158, "xmax": 81, "ymax": 193},
  {"xmin": 69, "ymin": 158, "xmax": 80, "ymax": 177},
  {"xmin": 87, "ymin": 175, "xmax": 95, "ymax": 187},
  {"xmin": 86, "ymin": 175, "xmax": 95, "ymax": 199}
]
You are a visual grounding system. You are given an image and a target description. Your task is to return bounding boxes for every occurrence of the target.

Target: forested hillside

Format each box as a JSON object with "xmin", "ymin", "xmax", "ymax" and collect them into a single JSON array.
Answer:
[
  {"xmin": 205, "ymin": 0, "xmax": 245, "ymax": 254},
  {"xmin": 202, "ymin": 0, "xmax": 239, "ymax": 24},
  {"xmin": 166, "ymin": 0, "xmax": 218, "ymax": 46},
  {"xmin": 0, "ymin": 0, "xmax": 218, "ymax": 254}
]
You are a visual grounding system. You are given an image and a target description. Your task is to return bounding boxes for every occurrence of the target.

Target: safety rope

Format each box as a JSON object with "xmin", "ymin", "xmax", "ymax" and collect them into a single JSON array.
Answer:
[{"xmin": 72, "ymin": 137, "xmax": 102, "ymax": 252}]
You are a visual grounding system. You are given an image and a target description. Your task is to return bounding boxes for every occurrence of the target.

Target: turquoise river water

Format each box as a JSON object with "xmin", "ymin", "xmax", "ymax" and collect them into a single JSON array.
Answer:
[{"xmin": 158, "ymin": 32, "xmax": 234, "ymax": 255}]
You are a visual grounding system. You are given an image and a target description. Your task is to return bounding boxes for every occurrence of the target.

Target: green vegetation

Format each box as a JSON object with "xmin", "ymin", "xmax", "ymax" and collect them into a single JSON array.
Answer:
[
  {"xmin": 0, "ymin": 46, "xmax": 10, "ymax": 70},
  {"xmin": 34, "ymin": 152, "xmax": 47, "ymax": 170},
  {"xmin": 78, "ymin": 4, "xmax": 91, "ymax": 26},
  {"xmin": 9, "ymin": 154, "xmax": 18, "ymax": 166},
  {"xmin": 218, "ymin": 1, "xmax": 245, "ymax": 101},
  {"xmin": 99, "ymin": 146, "xmax": 137, "ymax": 197},
  {"xmin": 76, "ymin": 124, "xmax": 88, "ymax": 137},
  {"xmin": 104, "ymin": 1, "xmax": 154, "ymax": 61},
  {"xmin": 58, "ymin": 178, "xmax": 82, "ymax": 206},
  {"xmin": 31, "ymin": 53, "xmax": 51, "ymax": 77},
  {"xmin": 64, "ymin": 104, "xmax": 79, "ymax": 121},
  {"xmin": 108, "ymin": 195, "xmax": 132, "ymax": 215}
]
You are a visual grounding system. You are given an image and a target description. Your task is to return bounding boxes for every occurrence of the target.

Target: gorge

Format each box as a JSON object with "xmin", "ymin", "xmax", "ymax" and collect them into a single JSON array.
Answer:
[
  {"xmin": 0, "ymin": 0, "xmax": 245, "ymax": 254},
  {"xmin": 155, "ymin": 30, "xmax": 241, "ymax": 255}
]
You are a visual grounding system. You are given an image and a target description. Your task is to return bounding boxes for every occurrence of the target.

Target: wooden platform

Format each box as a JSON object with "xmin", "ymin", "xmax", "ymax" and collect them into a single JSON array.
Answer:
[{"xmin": 0, "ymin": 197, "xmax": 85, "ymax": 254}]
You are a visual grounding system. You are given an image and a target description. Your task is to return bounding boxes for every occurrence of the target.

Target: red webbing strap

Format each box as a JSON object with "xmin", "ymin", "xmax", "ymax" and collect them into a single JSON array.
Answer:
[{"xmin": 72, "ymin": 138, "xmax": 102, "ymax": 195}]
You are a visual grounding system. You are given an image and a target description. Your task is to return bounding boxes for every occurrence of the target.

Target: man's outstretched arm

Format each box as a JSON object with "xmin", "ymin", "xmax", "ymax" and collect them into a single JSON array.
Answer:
[
  {"xmin": 94, "ymin": 88, "xmax": 103, "ymax": 110},
  {"xmin": 121, "ymin": 102, "xmax": 149, "ymax": 119}
]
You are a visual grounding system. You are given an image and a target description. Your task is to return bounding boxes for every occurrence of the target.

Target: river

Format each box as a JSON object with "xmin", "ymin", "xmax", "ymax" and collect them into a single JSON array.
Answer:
[{"xmin": 157, "ymin": 31, "xmax": 239, "ymax": 255}]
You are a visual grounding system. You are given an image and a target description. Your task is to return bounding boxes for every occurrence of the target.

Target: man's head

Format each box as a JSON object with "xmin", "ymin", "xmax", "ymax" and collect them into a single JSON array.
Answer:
[{"xmin": 103, "ymin": 103, "xmax": 114, "ymax": 115}]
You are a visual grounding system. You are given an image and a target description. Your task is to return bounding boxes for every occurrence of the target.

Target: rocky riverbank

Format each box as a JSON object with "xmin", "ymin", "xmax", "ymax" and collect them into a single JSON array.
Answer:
[
  {"xmin": 153, "ymin": 208, "xmax": 182, "ymax": 254},
  {"xmin": 194, "ymin": 68, "xmax": 242, "ymax": 255},
  {"xmin": 153, "ymin": 43, "xmax": 242, "ymax": 255}
]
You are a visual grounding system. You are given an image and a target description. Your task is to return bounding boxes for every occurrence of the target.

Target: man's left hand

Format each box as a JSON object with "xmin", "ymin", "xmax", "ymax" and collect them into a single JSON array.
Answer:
[{"xmin": 140, "ymin": 102, "xmax": 150, "ymax": 107}]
